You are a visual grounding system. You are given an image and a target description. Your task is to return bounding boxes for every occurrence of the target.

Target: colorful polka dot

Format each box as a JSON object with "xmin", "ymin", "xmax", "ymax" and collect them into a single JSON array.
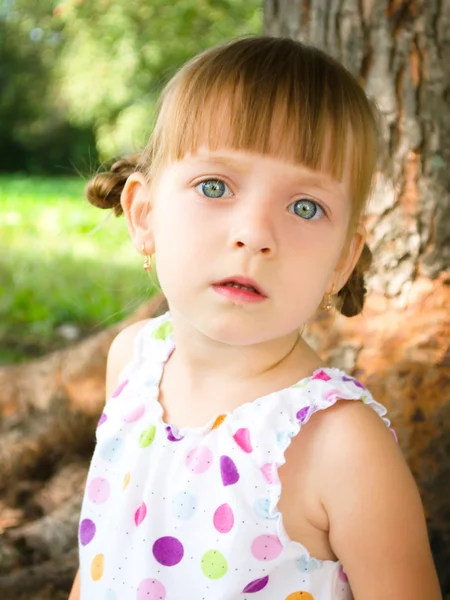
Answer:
[
  {"xmin": 139, "ymin": 425, "xmax": 156, "ymax": 448},
  {"xmin": 296, "ymin": 406, "xmax": 310, "ymax": 423},
  {"xmin": 213, "ymin": 503, "xmax": 234, "ymax": 533},
  {"xmin": 201, "ymin": 550, "xmax": 228, "ymax": 579},
  {"xmin": 172, "ymin": 491, "xmax": 197, "ymax": 520},
  {"xmin": 342, "ymin": 375, "xmax": 365, "ymax": 389},
  {"xmin": 285, "ymin": 593, "xmax": 314, "ymax": 600},
  {"xmin": 103, "ymin": 590, "xmax": 118, "ymax": 600},
  {"xmin": 166, "ymin": 425, "xmax": 184, "ymax": 442},
  {"xmin": 211, "ymin": 414, "xmax": 227, "ymax": 430},
  {"xmin": 122, "ymin": 403, "xmax": 145, "ymax": 423},
  {"xmin": 137, "ymin": 578, "xmax": 166, "ymax": 600},
  {"xmin": 243, "ymin": 575, "xmax": 269, "ymax": 593},
  {"xmin": 186, "ymin": 446, "xmax": 213, "ymax": 474},
  {"xmin": 97, "ymin": 412, "xmax": 107, "ymax": 428},
  {"xmin": 313, "ymin": 370, "xmax": 331, "ymax": 381},
  {"xmin": 324, "ymin": 388, "xmax": 346, "ymax": 403},
  {"xmin": 251, "ymin": 534, "xmax": 283, "ymax": 561},
  {"xmin": 112, "ymin": 379, "xmax": 129, "ymax": 398},
  {"xmin": 87, "ymin": 477, "xmax": 110, "ymax": 504},
  {"xmin": 153, "ymin": 536, "xmax": 184, "ymax": 566},
  {"xmin": 254, "ymin": 498, "xmax": 277, "ymax": 520},
  {"xmin": 276, "ymin": 431, "xmax": 290, "ymax": 448},
  {"xmin": 260, "ymin": 462, "xmax": 279, "ymax": 484},
  {"xmin": 233, "ymin": 428, "xmax": 253, "ymax": 453},
  {"xmin": 80, "ymin": 518, "xmax": 96, "ymax": 546},
  {"xmin": 123, "ymin": 471, "xmax": 130, "ymax": 490},
  {"xmin": 152, "ymin": 320, "xmax": 173, "ymax": 340},
  {"xmin": 338, "ymin": 564, "xmax": 349, "ymax": 582},
  {"xmin": 220, "ymin": 455, "xmax": 240, "ymax": 486},
  {"xmin": 100, "ymin": 437, "xmax": 124, "ymax": 462},
  {"xmin": 90, "ymin": 553, "xmax": 104, "ymax": 581},
  {"xmin": 134, "ymin": 501, "xmax": 147, "ymax": 526},
  {"xmin": 296, "ymin": 555, "xmax": 322, "ymax": 572}
]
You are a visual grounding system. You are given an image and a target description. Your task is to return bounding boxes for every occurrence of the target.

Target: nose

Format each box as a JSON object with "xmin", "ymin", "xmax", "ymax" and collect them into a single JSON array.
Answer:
[{"xmin": 230, "ymin": 200, "xmax": 276, "ymax": 257}]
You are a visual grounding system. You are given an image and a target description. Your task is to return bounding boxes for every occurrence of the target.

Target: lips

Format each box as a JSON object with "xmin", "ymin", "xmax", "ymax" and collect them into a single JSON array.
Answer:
[{"xmin": 213, "ymin": 275, "xmax": 267, "ymax": 297}]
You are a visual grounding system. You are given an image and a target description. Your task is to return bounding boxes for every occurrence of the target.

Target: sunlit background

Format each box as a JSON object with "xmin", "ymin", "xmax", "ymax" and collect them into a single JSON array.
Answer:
[{"xmin": 0, "ymin": 0, "xmax": 262, "ymax": 362}]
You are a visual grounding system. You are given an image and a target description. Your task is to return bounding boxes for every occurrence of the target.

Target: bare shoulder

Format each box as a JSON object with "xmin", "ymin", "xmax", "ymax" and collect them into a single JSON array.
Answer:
[
  {"xmin": 306, "ymin": 400, "xmax": 441, "ymax": 598},
  {"xmin": 105, "ymin": 319, "xmax": 151, "ymax": 398}
]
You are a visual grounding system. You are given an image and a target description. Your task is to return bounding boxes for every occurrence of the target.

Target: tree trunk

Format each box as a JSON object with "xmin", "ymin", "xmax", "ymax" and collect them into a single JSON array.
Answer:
[{"xmin": 265, "ymin": 0, "xmax": 449, "ymax": 593}]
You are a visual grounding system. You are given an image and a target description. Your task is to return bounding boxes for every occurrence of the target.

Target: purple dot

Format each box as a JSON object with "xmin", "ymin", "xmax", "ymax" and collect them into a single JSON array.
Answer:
[
  {"xmin": 296, "ymin": 406, "xmax": 310, "ymax": 423},
  {"xmin": 152, "ymin": 536, "xmax": 184, "ymax": 566},
  {"xmin": 220, "ymin": 455, "xmax": 240, "ymax": 486},
  {"xmin": 79, "ymin": 518, "xmax": 96, "ymax": 546},
  {"xmin": 242, "ymin": 575, "xmax": 269, "ymax": 593}
]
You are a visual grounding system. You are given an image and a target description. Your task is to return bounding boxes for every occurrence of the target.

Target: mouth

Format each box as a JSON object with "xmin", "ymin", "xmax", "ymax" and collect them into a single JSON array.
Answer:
[{"xmin": 213, "ymin": 276, "xmax": 267, "ymax": 298}]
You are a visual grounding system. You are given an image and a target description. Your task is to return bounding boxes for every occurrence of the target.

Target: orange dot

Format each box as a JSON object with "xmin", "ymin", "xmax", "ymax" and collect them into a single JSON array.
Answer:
[
  {"xmin": 285, "ymin": 593, "xmax": 315, "ymax": 600},
  {"xmin": 211, "ymin": 414, "xmax": 227, "ymax": 430},
  {"xmin": 123, "ymin": 471, "xmax": 130, "ymax": 490},
  {"xmin": 90, "ymin": 553, "xmax": 104, "ymax": 581}
]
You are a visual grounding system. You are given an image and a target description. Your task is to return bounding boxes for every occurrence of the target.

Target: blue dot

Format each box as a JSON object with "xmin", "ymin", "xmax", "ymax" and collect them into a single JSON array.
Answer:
[
  {"xmin": 100, "ymin": 437, "xmax": 124, "ymax": 462},
  {"xmin": 172, "ymin": 491, "xmax": 197, "ymax": 520}
]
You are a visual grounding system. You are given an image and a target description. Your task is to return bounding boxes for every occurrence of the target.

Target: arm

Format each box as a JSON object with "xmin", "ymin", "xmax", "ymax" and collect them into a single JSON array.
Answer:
[
  {"xmin": 68, "ymin": 319, "xmax": 150, "ymax": 599},
  {"xmin": 316, "ymin": 400, "xmax": 441, "ymax": 599},
  {"xmin": 68, "ymin": 568, "xmax": 80, "ymax": 600}
]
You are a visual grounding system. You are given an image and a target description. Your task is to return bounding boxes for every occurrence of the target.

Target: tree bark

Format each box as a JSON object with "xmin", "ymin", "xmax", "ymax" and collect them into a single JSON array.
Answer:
[{"xmin": 265, "ymin": 0, "xmax": 449, "ymax": 593}]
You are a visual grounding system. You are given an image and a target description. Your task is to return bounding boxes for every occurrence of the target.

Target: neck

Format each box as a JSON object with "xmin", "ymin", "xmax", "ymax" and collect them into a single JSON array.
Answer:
[{"xmin": 165, "ymin": 309, "xmax": 318, "ymax": 398}]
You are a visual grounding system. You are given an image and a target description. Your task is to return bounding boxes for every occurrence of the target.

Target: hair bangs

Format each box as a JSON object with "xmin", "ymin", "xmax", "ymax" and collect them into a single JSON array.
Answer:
[{"xmin": 144, "ymin": 37, "xmax": 379, "ymax": 214}]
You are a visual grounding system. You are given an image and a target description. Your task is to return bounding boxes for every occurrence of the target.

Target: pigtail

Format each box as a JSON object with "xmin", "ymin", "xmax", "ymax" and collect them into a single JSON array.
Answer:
[
  {"xmin": 336, "ymin": 243, "xmax": 373, "ymax": 317},
  {"xmin": 85, "ymin": 154, "xmax": 142, "ymax": 216}
]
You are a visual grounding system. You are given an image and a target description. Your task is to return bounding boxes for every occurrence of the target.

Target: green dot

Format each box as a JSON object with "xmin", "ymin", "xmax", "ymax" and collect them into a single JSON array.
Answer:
[
  {"xmin": 201, "ymin": 549, "xmax": 228, "ymax": 580},
  {"xmin": 139, "ymin": 425, "xmax": 156, "ymax": 448},
  {"xmin": 152, "ymin": 321, "xmax": 173, "ymax": 341}
]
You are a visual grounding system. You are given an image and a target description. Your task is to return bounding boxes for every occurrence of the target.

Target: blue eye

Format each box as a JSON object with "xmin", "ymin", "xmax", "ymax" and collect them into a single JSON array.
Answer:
[
  {"xmin": 289, "ymin": 199, "xmax": 324, "ymax": 220},
  {"xmin": 196, "ymin": 179, "xmax": 231, "ymax": 199}
]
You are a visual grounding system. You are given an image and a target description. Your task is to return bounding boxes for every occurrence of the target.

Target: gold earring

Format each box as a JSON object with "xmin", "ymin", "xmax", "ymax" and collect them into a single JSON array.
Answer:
[
  {"xmin": 322, "ymin": 293, "xmax": 333, "ymax": 311},
  {"xmin": 142, "ymin": 244, "xmax": 152, "ymax": 271}
]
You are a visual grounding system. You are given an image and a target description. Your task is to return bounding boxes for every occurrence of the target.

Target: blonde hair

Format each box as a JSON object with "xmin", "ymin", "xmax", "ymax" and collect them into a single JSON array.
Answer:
[{"xmin": 87, "ymin": 36, "xmax": 380, "ymax": 316}]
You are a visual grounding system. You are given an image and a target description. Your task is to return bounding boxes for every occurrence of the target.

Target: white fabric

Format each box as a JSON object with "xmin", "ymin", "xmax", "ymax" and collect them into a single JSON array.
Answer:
[{"xmin": 78, "ymin": 311, "xmax": 391, "ymax": 599}]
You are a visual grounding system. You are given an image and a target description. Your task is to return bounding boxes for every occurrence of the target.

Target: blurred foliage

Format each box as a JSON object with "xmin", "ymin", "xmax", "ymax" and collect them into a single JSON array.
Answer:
[
  {"xmin": 0, "ymin": 175, "xmax": 152, "ymax": 362},
  {"xmin": 0, "ymin": 0, "xmax": 262, "ymax": 172}
]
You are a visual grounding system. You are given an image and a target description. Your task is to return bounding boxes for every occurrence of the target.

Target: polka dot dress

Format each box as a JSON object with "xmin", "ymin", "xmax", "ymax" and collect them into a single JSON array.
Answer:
[{"xmin": 78, "ymin": 312, "xmax": 393, "ymax": 599}]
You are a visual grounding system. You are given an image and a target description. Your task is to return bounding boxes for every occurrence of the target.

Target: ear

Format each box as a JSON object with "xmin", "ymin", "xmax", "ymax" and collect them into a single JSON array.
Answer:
[
  {"xmin": 332, "ymin": 224, "xmax": 366, "ymax": 293},
  {"xmin": 120, "ymin": 172, "xmax": 155, "ymax": 255}
]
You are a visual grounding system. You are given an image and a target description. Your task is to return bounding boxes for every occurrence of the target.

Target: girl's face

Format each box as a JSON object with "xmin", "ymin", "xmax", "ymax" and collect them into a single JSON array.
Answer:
[{"xmin": 124, "ymin": 147, "xmax": 363, "ymax": 345}]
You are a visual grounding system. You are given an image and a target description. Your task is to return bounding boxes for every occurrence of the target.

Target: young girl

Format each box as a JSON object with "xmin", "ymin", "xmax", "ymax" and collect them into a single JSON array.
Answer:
[{"xmin": 70, "ymin": 36, "xmax": 441, "ymax": 600}]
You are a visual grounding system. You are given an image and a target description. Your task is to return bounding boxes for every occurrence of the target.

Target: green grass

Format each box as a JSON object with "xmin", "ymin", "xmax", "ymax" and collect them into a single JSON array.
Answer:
[{"xmin": 0, "ymin": 175, "xmax": 157, "ymax": 363}]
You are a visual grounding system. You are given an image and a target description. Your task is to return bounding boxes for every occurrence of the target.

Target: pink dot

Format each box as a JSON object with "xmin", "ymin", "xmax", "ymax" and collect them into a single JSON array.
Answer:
[
  {"xmin": 313, "ymin": 370, "xmax": 331, "ymax": 381},
  {"xmin": 260, "ymin": 463, "xmax": 279, "ymax": 484},
  {"xmin": 97, "ymin": 412, "xmax": 107, "ymax": 428},
  {"xmin": 87, "ymin": 477, "xmax": 110, "ymax": 504},
  {"xmin": 137, "ymin": 578, "xmax": 166, "ymax": 600},
  {"xmin": 251, "ymin": 534, "xmax": 283, "ymax": 561},
  {"xmin": 112, "ymin": 379, "xmax": 129, "ymax": 398},
  {"xmin": 134, "ymin": 502, "xmax": 147, "ymax": 526},
  {"xmin": 186, "ymin": 446, "xmax": 213, "ymax": 474},
  {"xmin": 213, "ymin": 503, "xmax": 234, "ymax": 534},
  {"xmin": 79, "ymin": 518, "xmax": 96, "ymax": 545},
  {"xmin": 338, "ymin": 564, "xmax": 349, "ymax": 582},
  {"xmin": 122, "ymin": 403, "xmax": 145, "ymax": 423}
]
